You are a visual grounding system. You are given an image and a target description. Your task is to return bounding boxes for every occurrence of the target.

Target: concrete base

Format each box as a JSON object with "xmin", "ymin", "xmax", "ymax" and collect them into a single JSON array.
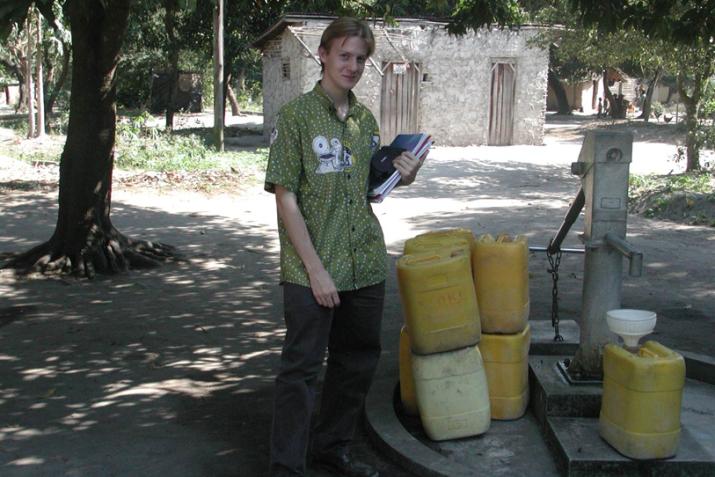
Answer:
[
  {"xmin": 530, "ymin": 355, "xmax": 715, "ymax": 476},
  {"xmin": 530, "ymin": 355, "xmax": 603, "ymax": 424},
  {"xmin": 546, "ymin": 416, "xmax": 714, "ymax": 477},
  {"xmin": 365, "ymin": 374, "xmax": 560, "ymax": 477},
  {"xmin": 365, "ymin": 323, "xmax": 715, "ymax": 477}
]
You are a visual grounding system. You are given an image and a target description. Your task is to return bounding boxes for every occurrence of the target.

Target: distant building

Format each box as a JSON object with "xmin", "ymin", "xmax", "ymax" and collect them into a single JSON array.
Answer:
[
  {"xmin": 253, "ymin": 15, "xmax": 549, "ymax": 146},
  {"xmin": 149, "ymin": 71, "xmax": 203, "ymax": 114},
  {"xmin": 1, "ymin": 83, "xmax": 21, "ymax": 108},
  {"xmin": 546, "ymin": 68, "xmax": 666, "ymax": 115},
  {"xmin": 547, "ymin": 76, "xmax": 605, "ymax": 114}
]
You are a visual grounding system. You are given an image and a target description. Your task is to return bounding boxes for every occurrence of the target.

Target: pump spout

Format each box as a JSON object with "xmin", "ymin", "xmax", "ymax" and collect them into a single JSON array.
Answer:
[{"xmin": 604, "ymin": 232, "xmax": 643, "ymax": 277}]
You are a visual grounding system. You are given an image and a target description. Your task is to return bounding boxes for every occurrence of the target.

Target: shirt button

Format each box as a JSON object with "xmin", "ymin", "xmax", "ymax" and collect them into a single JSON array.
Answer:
[
  {"xmin": 353, "ymin": 247, "xmax": 357, "ymax": 252},
  {"xmin": 351, "ymin": 226, "xmax": 355, "ymax": 232},
  {"xmin": 349, "ymin": 199, "xmax": 353, "ymax": 205},
  {"xmin": 347, "ymin": 174, "xmax": 351, "ymax": 179}
]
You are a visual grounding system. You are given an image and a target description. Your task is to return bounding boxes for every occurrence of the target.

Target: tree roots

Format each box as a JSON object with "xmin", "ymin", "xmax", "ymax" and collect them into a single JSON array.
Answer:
[{"xmin": 1, "ymin": 232, "xmax": 181, "ymax": 279}]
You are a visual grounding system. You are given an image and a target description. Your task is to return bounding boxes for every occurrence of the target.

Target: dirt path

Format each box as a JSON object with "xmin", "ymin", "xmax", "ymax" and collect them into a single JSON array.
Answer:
[{"xmin": 0, "ymin": 117, "xmax": 713, "ymax": 476}]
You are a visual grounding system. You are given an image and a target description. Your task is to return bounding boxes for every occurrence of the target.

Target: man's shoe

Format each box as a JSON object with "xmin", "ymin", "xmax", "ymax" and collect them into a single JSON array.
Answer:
[{"xmin": 310, "ymin": 450, "xmax": 379, "ymax": 477}]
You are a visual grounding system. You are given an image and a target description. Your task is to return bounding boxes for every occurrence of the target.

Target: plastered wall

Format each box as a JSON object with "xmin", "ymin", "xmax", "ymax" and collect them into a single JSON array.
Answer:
[{"xmin": 261, "ymin": 21, "xmax": 548, "ymax": 146}]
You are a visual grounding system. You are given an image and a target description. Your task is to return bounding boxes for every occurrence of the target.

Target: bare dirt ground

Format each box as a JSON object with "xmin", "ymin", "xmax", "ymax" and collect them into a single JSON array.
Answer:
[{"xmin": 0, "ymin": 115, "xmax": 713, "ymax": 476}]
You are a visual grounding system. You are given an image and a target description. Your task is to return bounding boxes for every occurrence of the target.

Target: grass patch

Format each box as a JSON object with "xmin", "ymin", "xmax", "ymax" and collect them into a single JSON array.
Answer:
[
  {"xmin": 115, "ymin": 122, "xmax": 267, "ymax": 176},
  {"xmin": 0, "ymin": 117, "xmax": 29, "ymax": 136},
  {"xmin": 629, "ymin": 171, "xmax": 715, "ymax": 226},
  {"xmin": 1, "ymin": 118, "xmax": 268, "ymax": 188},
  {"xmin": 116, "ymin": 127, "xmax": 219, "ymax": 172},
  {"xmin": 629, "ymin": 172, "xmax": 714, "ymax": 196}
]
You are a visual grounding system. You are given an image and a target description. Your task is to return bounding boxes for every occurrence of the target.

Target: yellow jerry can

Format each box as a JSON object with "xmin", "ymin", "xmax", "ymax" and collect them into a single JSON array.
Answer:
[
  {"xmin": 472, "ymin": 234, "xmax": 529, "ymax": 334},
  {"xmin": 399, "ymin": 325, "xmax": 419, "ymax": 416},
  {"xmin": 397, "ymin": 248, "xmax": 481, "ymax": 355},
  {"xmin": 404, "ymin": 236, "xmax": 471, "ymax": 257},
  {"xmin": 411, "ymin": 345, "xmax": 491, "ymax": 441},
  {"xmin": 599, "ymin": 341, "xmax": 686, "ymax": 460},
  {"xmin": 478, "ymin": 324, "xmax": 531, "ymax": 420},
  {"xmin": 403, "ymin": 228, "xmax": 475, "ymax": 255},
  {"xmin": 405, "ymin": 228, "xmax": 474, "ymax": 251}
]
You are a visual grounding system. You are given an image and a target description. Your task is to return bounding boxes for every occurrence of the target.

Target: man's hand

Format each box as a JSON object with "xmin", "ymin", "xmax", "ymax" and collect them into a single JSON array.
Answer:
[
  {"xmin": 393, "ymin": 150, "xmax": 425, "ymax": 186},
  {"xmin": 275, "ymin": 185, "xmax": 341, "ymax": 309},
  {"xmin": 307, "ymin": 266, "xmax": 341, "ymax": 308}
]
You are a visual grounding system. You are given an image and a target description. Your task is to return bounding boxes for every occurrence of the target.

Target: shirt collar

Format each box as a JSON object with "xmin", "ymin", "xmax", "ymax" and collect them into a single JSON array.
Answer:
[{"xmin": 313, "ymin": 81, "xmax": 357, "ymax": 118}]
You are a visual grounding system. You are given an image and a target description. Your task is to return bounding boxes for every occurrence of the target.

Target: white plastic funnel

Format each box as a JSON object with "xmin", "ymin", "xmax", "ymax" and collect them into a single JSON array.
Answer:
[{"xmin": 606, "ymin": 309, "xmax": 657, "ymax": 348}]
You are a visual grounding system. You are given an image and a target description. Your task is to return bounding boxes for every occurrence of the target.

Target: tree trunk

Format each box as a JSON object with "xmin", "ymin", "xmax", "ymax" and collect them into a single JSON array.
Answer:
[
  {"xmin": 602, "ymin": 69, "xmax": 616, "ymax": 118},
  {"xmin": 226, "ymin": 79, "xmax": 240, "ymax": 116},
  {"xmin": 43, "ymin": 44, "xmax": 55, "ymax": 109},
  {"xmin": 164, "ymin": 0, "xmax": 179, "ymax": 130},
  {"xmin": 639, "ymin": 67, "xmax": 662, "ymax": 123},
  {"xmin": 213, "ymin": 0, "xmax": 224, "ymax": 151},
  {"xmin": 236, "ymin": 66, "xmax": 245, "ymax": 92},
  {"xmin": 16, "ymin": 70, "xmax": 25, "ymax": 112},
  {"xmin": 25, "ymin": 14, "xmax": 36, "ymax": 138},
  {"xmin": 11, "ymin": 56, "xmax": 27, "ymax": 114},
  {"xmin": 548, "ymin": 69, "xmax": 571, "ymax": 114},
  {"xmin": 46, "ymin": 40, "xmax": 70, "ymax": 117},
  {"xmin": 1, "ymin": 0, "xmax": 175, "ymax": 277},
  {"xmin": 222, "ymin": 62, "xmax": 232, "ymax": 123},
  {"xmin": 0, "ymin": 58, "xmax": 25, "ymax": 111},
  {"xmin": 683, "ymin": 99, "xmax": 700, "ymax": 171},
  {"xmin": 678, "ymin": 72, "xmax": 703, "ymax": 171},
  {"xmin": 35, "ymin": 9, "xmax": 46, "ymax": 138}
]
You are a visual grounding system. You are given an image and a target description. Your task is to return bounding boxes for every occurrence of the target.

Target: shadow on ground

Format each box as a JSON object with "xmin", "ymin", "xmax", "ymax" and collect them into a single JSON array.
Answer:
[
  {"xmin": 545, "ymin": 114, "xmax": 687, "ymax": 145},
  {"xmin": 0, "ymin": 149, "xmax": 713, "ymax": 476},
  {"xmin": 0, "ymin": 191, "xmax": 284, "ymax": 476}
]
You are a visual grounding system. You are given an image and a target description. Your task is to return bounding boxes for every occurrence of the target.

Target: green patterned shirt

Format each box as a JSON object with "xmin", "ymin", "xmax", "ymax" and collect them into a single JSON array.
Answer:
[{"xmin": 265, "ymin": 82, "xmax": 387, "ymax": 291}]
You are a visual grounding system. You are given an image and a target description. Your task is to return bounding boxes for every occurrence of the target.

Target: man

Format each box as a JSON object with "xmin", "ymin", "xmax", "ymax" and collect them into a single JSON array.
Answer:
[{"xmin": 264, "ymin": 17, "xmax": 423, "ymax": 477}]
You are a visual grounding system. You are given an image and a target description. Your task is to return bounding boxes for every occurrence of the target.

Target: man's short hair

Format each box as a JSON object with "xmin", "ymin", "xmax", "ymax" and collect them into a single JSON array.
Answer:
[{"xmin": 319, "ymin": 17, "xmax": 375, "ymax": 72}]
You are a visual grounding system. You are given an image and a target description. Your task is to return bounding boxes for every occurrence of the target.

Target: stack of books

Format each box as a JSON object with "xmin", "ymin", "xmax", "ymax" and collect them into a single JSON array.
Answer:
[{"xmin": 368, "ymin": 133, "xmax": 432, "ymax": 203}]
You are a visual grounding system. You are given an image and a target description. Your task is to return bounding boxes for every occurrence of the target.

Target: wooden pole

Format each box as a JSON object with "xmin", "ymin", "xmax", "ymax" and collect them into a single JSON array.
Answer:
[
  {"xmin": 36, "ymin": 9, "xmax": 46, "ymax": 137},
  {"xmin": 213, "ymin": 0, "xmax": 224, "ymax": 151}
]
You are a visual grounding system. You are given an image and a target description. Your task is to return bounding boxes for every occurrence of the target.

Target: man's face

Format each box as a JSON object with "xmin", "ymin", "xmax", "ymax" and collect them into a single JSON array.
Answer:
[{"xmin": 318, "ymin": 35, "xmax": 369, "ymax": 93}]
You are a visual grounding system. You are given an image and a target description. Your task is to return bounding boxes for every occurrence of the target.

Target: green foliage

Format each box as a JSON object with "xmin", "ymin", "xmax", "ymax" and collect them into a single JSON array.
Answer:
[
  {"xmin": 630, "ymin": 171, "xmax": 715, "ymax": 224},
  {"xmin": 117, "ymin": 3, "xmax": 174, "ymax": 109},
  {"xmin": 1, "ymin": 117, "xmax": 29, "ymax": 135},
  {"xmin": 0, "ymin": 4, "xmax": 71, "ymax": 113},
  {"xmin": 0, "ymin": 0, "xmax": 57, "ymax": 40},
  {"xmin": 630, "ymin": 172, "xmax": 713, "ymax": 195},
  {"xmin": 115, "ymin": 112, "xmax": 217, "ymax": 171},
  {"xmin": 568, "ymin": 0, "xmax": 715, "ymax": 47},
  {"xmin": 701, "ymin": 80, "xmax": 715, "ymax": 121},
  {"xmin": 447, "ymin": 0, "xmax": 525, "ymax": 34},
  {"xmin": 236, "ymin": 85, "xmax": 263, "ymax": 113},
  {"xmin": 113, "ymin": 111, "xmax": 269, "ymax": 174},
  {"xmin": 698, "ymin": 79, "xmax": 715, "ymax": 152}
]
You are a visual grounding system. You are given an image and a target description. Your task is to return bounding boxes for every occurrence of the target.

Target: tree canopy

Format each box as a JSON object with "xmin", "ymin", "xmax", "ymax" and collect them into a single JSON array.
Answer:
[{"xmin": 570, "ymin": 0, "xmax": 715, "ymax": 47}]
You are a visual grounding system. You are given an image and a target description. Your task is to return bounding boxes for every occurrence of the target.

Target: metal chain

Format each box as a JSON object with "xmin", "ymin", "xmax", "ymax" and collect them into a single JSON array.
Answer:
[{"xmin": 546, "ymin": 248, "xmax": 564, "ymax": 342}]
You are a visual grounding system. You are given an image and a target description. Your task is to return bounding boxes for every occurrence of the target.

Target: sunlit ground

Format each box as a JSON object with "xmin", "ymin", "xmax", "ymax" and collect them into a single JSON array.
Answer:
[{"xmin": 0, "ymin": 119, "xmax": 713, "ymax": 475}]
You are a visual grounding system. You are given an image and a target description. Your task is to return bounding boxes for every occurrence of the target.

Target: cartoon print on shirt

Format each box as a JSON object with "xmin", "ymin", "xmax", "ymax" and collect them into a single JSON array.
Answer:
[
  {"xmin": 313, "ymin": 135, "xmax": 352, "ymax": 174},
  {"xmin": 270, "ymin": 126, "xmax": 279, "ymax": 145},
  {"xmin": 370, "ymin": 134, "xmax": 380, "ymax": 152}
]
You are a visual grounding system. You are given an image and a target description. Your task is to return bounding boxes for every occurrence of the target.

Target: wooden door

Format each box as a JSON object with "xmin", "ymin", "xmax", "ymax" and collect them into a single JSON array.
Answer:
[
  {"xmin": 488, "ymin": 62, "xmax": 516, "ymax": 146},
  {"xmin": 380, "ymin": 62, "xmax": 420, "ymax": 143}
]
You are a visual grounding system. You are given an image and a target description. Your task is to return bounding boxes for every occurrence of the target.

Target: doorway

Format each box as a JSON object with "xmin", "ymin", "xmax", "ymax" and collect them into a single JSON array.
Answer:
[
  {"xmin": 380, "ymin": 62, "xmax": 420, "ymax": 143},
  {"xmin": 488, "ymin": 62, "xmax": 516, "ymax": 146}
]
